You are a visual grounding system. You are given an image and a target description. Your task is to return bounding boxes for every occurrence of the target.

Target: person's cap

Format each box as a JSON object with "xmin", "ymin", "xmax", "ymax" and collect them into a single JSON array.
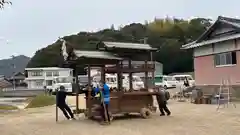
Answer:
[{"xmin": 60, "ymin": 85, "xmax": 65, "ymax": 90}]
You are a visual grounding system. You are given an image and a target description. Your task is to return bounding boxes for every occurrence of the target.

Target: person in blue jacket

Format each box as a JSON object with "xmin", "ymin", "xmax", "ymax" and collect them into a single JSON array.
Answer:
[
  {"xmin": 100, "ymin": 81, "xmax": 111, "ymax": 123},
  {"xmin": 93, "ymin": 84, "xmax": 100, "ymax": 97}
]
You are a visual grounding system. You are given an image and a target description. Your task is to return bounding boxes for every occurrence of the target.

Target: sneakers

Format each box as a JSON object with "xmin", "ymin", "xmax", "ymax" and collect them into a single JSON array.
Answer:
[
  {"xmin": 160, "ymin": 113, "xmax": 171, "ymax": 116},
  {"xmin": 100, "ymin": 121, "xmax": 110, "ymax": 125},
  {"xmin": 69, "ymin": 118, "xmax": 76, "ymax": 120}
]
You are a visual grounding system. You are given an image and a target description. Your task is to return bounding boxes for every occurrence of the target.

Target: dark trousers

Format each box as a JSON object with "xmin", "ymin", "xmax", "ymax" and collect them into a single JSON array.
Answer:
[
  {"xmin": 101, "ymin": 103, "xmax": 110, "ymax": 122},
  {"xmin": 158, "ymin": 101, "xmax": 171, "ymax": 115},
  {"xmin": 58, "ymin": 103, "xmax": 74, "ymax": 119}
]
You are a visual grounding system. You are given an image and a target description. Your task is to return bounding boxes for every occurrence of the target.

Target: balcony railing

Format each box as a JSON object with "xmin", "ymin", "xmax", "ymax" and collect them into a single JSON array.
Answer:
[{"xmin": 105, "ymin": 63, "xmax": 155, "ymax": 73}]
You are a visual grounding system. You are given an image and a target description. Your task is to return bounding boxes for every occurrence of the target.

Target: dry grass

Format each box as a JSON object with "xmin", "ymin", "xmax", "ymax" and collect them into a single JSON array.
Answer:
[
  {"xmin": 0, "ymin": 104, "xmax": 18, "ymax": 110},
  {"xmin": 26, "ymin": 94, "xmax": 55, "ymax": 108},
  {"xmin": 1, "ymin": 96, "xmax": 240, "ymax": 135}
]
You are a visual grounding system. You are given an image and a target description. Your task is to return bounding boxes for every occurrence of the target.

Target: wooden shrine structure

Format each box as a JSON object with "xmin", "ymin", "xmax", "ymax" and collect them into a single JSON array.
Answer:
[{"xmin": 61, "ymin": 41, "xmax": 160, "ymax": 120}]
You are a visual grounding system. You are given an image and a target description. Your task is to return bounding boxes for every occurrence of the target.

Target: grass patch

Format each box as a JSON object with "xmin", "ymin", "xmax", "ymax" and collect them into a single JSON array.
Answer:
[
  {"xmin": 26, "ymin": 94, "xmax": 56, "ymax": 108},
  {"xmin": 0, "ymin": 104, "xmax": 18, "ymax": 110}
]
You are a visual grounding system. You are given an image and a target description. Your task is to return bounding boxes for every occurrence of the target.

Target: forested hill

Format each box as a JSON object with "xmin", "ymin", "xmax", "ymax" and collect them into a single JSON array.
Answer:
[{"xmin": 27, "ymin": 17, "xmax": 212, "ymax": 74}]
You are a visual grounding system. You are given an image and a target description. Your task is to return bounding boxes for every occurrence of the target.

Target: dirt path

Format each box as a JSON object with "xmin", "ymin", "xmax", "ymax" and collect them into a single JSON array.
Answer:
[{"xmin": 1, "ymin": 97, "xmax": 240, "ymax": 135}]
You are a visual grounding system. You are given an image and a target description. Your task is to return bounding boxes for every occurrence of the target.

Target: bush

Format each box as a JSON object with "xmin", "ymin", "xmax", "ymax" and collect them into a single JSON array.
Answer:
[
  {"xmin": 26, "ymin": 94, "xmax": 56, "ymax": 108},
  {"xmin": 0, "ymin": 104, "xmax": 18, "ymax": 110}
]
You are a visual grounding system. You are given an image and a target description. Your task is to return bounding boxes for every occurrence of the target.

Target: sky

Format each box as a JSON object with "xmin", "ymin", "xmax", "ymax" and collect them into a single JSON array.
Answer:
[{"xmin": 1, "ymin": 0, "xmax": 240, "ymax": 59}]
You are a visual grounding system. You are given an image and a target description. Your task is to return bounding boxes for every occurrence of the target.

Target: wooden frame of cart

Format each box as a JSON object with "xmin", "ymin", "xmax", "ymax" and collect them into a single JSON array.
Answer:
[{"xmin": 62, "ymin": 41, "xmax": 160, "ymax": 121}]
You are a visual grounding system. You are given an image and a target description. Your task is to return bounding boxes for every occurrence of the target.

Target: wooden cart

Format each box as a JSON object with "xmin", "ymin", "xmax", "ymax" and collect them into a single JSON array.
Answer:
[{"xmin": 61, "ymin": 41, "xmax": 159, "ymax": 121}]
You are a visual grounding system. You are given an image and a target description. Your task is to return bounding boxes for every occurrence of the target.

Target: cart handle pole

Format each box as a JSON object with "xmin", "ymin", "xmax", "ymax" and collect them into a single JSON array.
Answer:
[{"xmin": 55, "ymin": 89, "xmax": 58, "ymax": 122}]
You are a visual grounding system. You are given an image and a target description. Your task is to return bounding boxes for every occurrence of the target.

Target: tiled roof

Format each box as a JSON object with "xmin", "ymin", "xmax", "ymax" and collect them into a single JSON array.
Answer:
[
  {"xmin": 25, "ymin": 67, "xmax": 72, "ymax": 71},
  {"xmin": 74, "ymin": 50, "xmax": 122, "ymax": 60},
  {"xmin": 102, "ymin": 41, "xmax": 158, "ymax": 51},
  {"xmin": 184, "ymin": 33, "xmax": 240, "ymax": 49},
  {"xmin": 182, "ymin": 16, "xmax": 240, "ymax": 49}
]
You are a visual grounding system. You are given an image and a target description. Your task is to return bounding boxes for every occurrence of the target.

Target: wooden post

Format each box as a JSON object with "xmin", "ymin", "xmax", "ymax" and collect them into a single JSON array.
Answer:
[
  {"xmin": 55, "ymin": 89, "xmax": 58, "ymax": 122},
  {"xmin": 144, "ymin": 60, "xmax": 148, "ymax": 89},
  {"xmin": 152, "ymin": 61, "xmax": 155, "ymax": 88},
  {"xmin": 128, "ymin": 59, "xmax": 133, "ymax": 90},
  {"xmin": 87, "ymin": 65, "xmax": 91, "ymax": 118},
  {"xmin": 101, "ymin": 66, "xmax": 105, "ymax": 83},
  {"xmin": 75, "ymin": 66, "xmax": 79, "ymax": 113},
  {"xmin": 117, "ymin": 62, "xmax": 121, "ymax": 91}
]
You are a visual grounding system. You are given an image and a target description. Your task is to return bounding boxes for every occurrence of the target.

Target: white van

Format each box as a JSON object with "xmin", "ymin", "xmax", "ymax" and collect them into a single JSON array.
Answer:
[
  {"xmin": 92, "ymin": 74, "xmax": 144, "ymax": 90},
  {"xmin": 172, "ymin": 74, "xmax": 195, "ymax": 87},
  {"xmin": 52, "ymin": 76, "xmax": 73, "ymax": 92},
  {"xmin": 155, "ymin": 75, "xmax": 178, "ymax": 89},
  {"xmin": 122, "ymin": 74, "xmax": 145, "ymax": 90},
  {"xmin": 105, "ymin": 74, "xmax": 118, "ymax": 89}
]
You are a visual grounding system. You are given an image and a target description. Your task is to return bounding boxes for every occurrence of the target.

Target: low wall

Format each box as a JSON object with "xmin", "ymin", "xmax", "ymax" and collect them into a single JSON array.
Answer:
[
  {"xmin": 0, "ymin": 89, "xmax": 45, "ymax": 97},
  {"xmin": 196, "ymin": 85, "xmax": 240, "ymax": 98}
]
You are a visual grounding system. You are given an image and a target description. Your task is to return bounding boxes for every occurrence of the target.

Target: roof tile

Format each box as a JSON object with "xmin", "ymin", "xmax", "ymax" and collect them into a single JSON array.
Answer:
[
  {"xmin": 103, "ymin": 41, "xmax": 157, "ymax": 51},
  {"xmin": 74, "ymin": 50, "xmax": 122, "ymax": 60}
]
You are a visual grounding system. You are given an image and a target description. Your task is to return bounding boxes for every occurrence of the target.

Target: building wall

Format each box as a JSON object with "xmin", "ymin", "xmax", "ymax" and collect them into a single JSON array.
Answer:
[
  {"xmin": 25, "ymin": 68, "xmax": 73, "ymax": 89},
  {"xmin": 27, "ymin": 80, "xmax": 44, "ymax": 89},
  {"xmin": 155, "ymin": 62, "xmax": 163, "ymax": 76},
  {"xmin": 193, "ymin": 40, "xmax": 237, "ymax": 57},
  {"xmin": 193, "ymin": 38, "xmax": 240, "ymax": 85},
  {"xmin": 194, "ymin": 50, "xmax": 240, "ymax": 85}
]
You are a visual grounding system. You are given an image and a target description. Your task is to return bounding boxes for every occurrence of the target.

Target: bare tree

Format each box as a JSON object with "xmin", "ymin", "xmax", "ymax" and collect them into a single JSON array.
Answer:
[{"xmin": 0, "ymin": 0, "xmax": 11, "ymax": 9}]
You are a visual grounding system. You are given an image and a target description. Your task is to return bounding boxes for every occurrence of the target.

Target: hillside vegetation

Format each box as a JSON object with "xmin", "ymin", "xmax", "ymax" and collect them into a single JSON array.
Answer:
[{"xmin": 27, "ymin": 17, "xmax": 212, "ymax": 74}]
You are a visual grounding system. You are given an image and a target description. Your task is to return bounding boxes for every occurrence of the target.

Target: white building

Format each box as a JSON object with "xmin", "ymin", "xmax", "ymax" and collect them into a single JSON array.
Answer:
[{"xmin": 25, "ymin": 67, "xmax": 73, "ymax": 89}]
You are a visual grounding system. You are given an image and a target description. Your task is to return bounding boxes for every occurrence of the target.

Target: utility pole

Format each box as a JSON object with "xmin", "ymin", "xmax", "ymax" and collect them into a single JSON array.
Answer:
[{"xmin": 11, "ymin": 55, "xmax": 16, "ymax": 91}]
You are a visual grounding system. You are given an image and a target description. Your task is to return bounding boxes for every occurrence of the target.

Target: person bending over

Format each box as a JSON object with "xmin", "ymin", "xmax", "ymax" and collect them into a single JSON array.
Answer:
[
  {"xmin": 56, "ymin": 85, "xmax": 76, "ymax": 120},
  {"xmin": 156, "ymin": 88, "xmax": 171, "ymax": 116}
]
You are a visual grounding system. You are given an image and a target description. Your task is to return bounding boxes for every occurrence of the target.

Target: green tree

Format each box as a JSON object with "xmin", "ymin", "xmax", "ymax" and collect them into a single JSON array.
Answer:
[
  {"xmin": 27, "ymin": 17, "xmax": 212, "ymax": 74},
  {"xmin": 0, "ymin": 0, "xmax": 11, "ymax": 9}
]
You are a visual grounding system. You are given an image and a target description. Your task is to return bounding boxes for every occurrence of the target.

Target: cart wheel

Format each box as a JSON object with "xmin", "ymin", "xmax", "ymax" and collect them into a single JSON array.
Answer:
[{"xmin": 140, "ymin": 108, "xmax": 152, "ymax": 119}]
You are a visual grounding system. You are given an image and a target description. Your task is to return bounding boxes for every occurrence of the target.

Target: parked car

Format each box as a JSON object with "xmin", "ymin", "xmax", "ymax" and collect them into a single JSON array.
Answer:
[
  {"xmin": 155, "ymin": 75, "xmax": 178, "ymax": 89},
  {"xmin": 172, "ymin": 74, "xmax": 195, "ymax": 87}
]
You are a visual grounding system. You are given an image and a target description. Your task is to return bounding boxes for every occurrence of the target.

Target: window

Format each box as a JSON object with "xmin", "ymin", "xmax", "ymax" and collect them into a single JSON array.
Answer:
[
  {"xmin": 55, "ymin": 77, "xmax": 71, "ymax": 83},
  {"xmin": 186, "ymin": 76, "xmax": 193, "ymax": 80},
  {"xmin": 175, "ymin": 77, "xmax": 181, "ymax": 81},
  {"xmin": 53, "ymin": 71, "xmax": 59, "ymax": 76},
  {"xmin": 164, "ymin": 76, "xmax": 175, "ymax": 81},
  {"xmin": 31, "ymin": 71, "xmax": 43, "ymax": 76},
  {"xmin": 133, "ymin": 77, "xmax": 142, "ymax": 82},
  {"xmin": 79, "ymin": 76, "xmax": 89, "ymax": 83},
  {"xmin": 214, "ymin": 52, "xmax": 237, "ymax": 66},
  {"xmin": 46, "ymin": 80, "xmax": 53, "ymax": 86},
  {"xmin": 155, "ymin": 77, "xmax": 163, "ymax": 83},
  {"xmin": 106, "ymin": 77, "xmax": 115, "ymax": 83},
  {"xmin": 35, "ymin": 80, "xmax": 43, "ymax": 86},
  {"xmin": 46, "ymin": 71, "xmax": 52, "ymax": 77}
]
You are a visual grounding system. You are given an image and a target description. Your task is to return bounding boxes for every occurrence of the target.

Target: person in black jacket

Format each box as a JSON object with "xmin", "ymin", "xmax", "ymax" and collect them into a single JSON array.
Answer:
[
  {"xmin": 156, "ymin": 88, "xmax": 171, "ymax": 116},
  {"xmin": 56, "ymin": 85, "xmax": 75, "ymax": 120}
]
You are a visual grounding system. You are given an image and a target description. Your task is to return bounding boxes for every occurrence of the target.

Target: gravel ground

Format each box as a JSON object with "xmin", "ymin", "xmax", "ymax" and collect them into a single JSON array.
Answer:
[{"xmin": 1, "ymin": 95, "xmax": 240, "ymax": 135}]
